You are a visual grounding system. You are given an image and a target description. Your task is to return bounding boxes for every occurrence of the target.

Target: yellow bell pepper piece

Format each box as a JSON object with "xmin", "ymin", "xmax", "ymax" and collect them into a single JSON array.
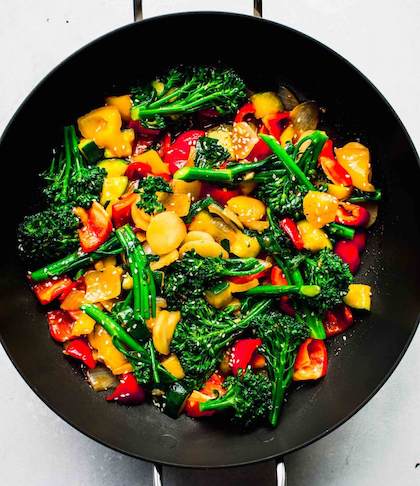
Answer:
[
  {"xmin": 78, "ymin": 106, "xmax": 122, "ymax": 146},
  {"xmin": 171, "ymin": 179, "xmax": 202, "ymax": 201},
  {"xmin": 335, "ymin": 142, "xmax": 375, "ymax": 192},
  {"xmin": 280, "ymin": 125, "xmax": 295, "ymax": 147},
  {"xmin": 230, "ymin": 232, "xmax": 261, "ymax": 258},
  {"xmin": 131, "ymin": 201, "xmax": 150, "ymax": 231},
  {"xmin": 104, "ymin": 129, "xmax": 135, "ymax": 158},
  {"xmin": 161, "ymin": 354, "xmax": 185, "ymax": 379},
  {"xmin": 97, "ymin": 158, "xmax": 128, "ymax": 177},
  {"xmin": 84, "ymin": 266, "xmax": 123, "ymax": 304},
  {"xmin": 159, "ymin": 192, "xmax": 191, "ymax": 217},
  {"xmin": 70, "ymin": 310, "xmax": 96, "ymax": 336},
  {"xmin": 100, "ymin": 176, "xmax": 128, "ymax": 205},
  {"xmin": 94, "ymin": 255, "xmax": 117, "ymax": 271},
  {"xmin": 88, "ymin": 325, "xmax": 132, "ymax": 375},
  {"xmin": 105, "ymin": 95, "xmax": 132, "ymax": 122},
  {"xmin": 152, "ymin": 310, "xmax": 181, "ymax": 355},
  {"xmin": 132, "ymin": 149, "xmax": 170, "ymax": 175},
  {"xmin": 327, "ymin": 183, "xmax": 353, "ymax": 200},
  {"xmin": 303, "ymin": 190, "xmax": 339, "ymax": 228},
  {"xmin": 344, "ymin": 284, "xmax": 371, "ymax": 310},
  {"xmin": 251, "ymin": 92, "xmax": 283, "ymax": 119},
  {"xmin": 297, "ymin": 221, "xmax": 332, "ymax": 251},
  {"xmin": 205, "ymin": 286, "xmax": 233, "ymax": 309}
]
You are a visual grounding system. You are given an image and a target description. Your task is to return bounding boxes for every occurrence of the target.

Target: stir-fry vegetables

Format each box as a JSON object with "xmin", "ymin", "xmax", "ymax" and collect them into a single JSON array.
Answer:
[{"xmin": 20, "ymin": 66, "xmax": 380, "ymax": 429}]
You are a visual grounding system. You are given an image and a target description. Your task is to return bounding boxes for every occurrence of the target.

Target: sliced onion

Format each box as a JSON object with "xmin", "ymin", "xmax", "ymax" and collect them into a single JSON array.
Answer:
[
  {"xmin": 290, "ymin": 101, "xmax": 319, "ymax": 135},
  {"xmin": 208, "ymin": 203, "xmax": 244, "ymax": 229},
  {"xmin": 278, "ymin": 85, "xmax": 299, "ymax": 111},
  {"xmin": 86, "ymin": 366, "xmax": 118, "ymax": 392},
  {"xmin": 361, "ymin": 202, "xmax": 379, "ymax": 228}
]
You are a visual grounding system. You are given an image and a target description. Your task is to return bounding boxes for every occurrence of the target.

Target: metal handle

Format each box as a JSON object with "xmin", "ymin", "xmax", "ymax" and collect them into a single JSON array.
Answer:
[
  {"xmin": 152, "ymin": 459, "xmax": 286, "ymax": 486},
  {"xmin": 133, "ymin": 0, "xmax": 262, "ymax": 21}
]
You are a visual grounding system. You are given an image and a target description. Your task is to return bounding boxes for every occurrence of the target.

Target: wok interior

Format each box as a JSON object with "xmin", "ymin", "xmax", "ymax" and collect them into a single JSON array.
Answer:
[{"xmin": 0, "ymin": 13, "xmax": 419, "ymax": 467}]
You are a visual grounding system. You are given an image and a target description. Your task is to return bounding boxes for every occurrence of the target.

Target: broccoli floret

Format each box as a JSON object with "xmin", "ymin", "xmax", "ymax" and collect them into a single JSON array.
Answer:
[
  {"xmin": 17, "ymin": 204, "xmax": 79, "ymax": 265},
  {"xmin": 163, "ymin": 251, "xmax": 267, "ymax": 308},
  {"xmin": 43, "ymin": 126, "xmax": 105, "ymax": 208},
  {"xmin": 254, "ymin": 310, "xmax": 309, "ymax": 427},
  {"xmin": 199, "ymin": 371, "xmax": 273, "ymax": 427},
  {"xmin": 136, "ymin": 176, "xmax": 172, "ymax": 215},
  {"xmin": 194, "ymin": 136, "xmax": 229, "ymax": 169},
  {"xmin": 171, "ymin": 298, "xmax": 271, "ymax": 387},
  {"xmin": 256, "ymin": 173, "xmax": 306, "ymax": 220},
  {"xmin": 300, "ymin": 248, "xmax": 353, "ymax": 312},
  {"xmin": 131, "ymin": 66, "xmax": 247, "ymax": 128}
]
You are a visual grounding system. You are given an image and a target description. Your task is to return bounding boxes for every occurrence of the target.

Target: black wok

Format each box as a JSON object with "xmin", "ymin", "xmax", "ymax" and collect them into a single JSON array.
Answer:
[{"xmin": 0, "ymin": 11, "xmax": 419, "ymax": 479}]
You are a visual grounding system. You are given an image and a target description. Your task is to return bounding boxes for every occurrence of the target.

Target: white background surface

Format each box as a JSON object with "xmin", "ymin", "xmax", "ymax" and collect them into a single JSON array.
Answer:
[{"xmin": 0, "ymin": 1, "xmax": 419, "ymax": 484}]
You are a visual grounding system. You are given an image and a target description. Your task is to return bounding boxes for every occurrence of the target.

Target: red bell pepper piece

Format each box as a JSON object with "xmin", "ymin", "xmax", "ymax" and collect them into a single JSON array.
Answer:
[
  {"xmin": 319, "ymin": 140, "xmax": 352, "ymax": 186},
  {"xmin": 335, "ymin": 202, "xmax": 369, "ymax": 227},
  {"xmin": 112, "ymin": 192, "xmax": 138, "ymax": 228},
  {"xmin": 58, "ymin": 276, "xmax": 86, "ymax": 302},
  {"xmin": 184, "ymin": 373, "xmax": 226, "ymax": 417},
  {"xmin": 264, "ymin": 112, "xmax": 290, "ymax": 140},
  {"xmin": 63, "ymin": 338, "xmax": 96, "ymax": 369},
  {"xmin": 270, "ymin": 266, "xmax": 296, "ymax": 316},
  {"xmin": 200, "ymin": 183, "xmax": 240, "ymax": 206},
  {"xmin": 334, "ymin": 240, "xmax": 360, "ymax": 274},
  {"xmin": 247, "ymin": 124, "xmax": 272, "ymax": 161},
  {"xmin": 293, "ymin": 338, "xmax": 328, "ymax": 381},
  {"xmin": 234, "ymin": 102, "xmax": 256, "ymax": 123},
  {"xmin": 164, "ymin": 130, "xmax": 205, "ymax": 174},
  {"xmin": 77, "ymin": 201, "xmax": 112, "ymax": 253},
  {"xmin": 33, "ymin": 276, "xmax": 74, "ymax": 305},
  {"xmin": 280, "ymin": 218, "xmax": 304, "ymax": 250},
  {"xmin": 323, "ymin": 305, "xmax": 353, "ymax": 338},
  {"xmin": 47, "ymin": 310, "xmax": 75, "ymax": 342},
  {"xmin": 270, "ymin": 266, "xmax": 288, "ymax": 286},
  {"xmin": 250, "ymin": 353, "xmax": 266, "ymax": 369},
  {"xmin": 230, "ymin": 338, "xmax": 262, "ymax": 376},
  {"xmin": 352, "ymin": 230, "xmax": 367, "ymax": 252},
  {"xmin": 229, "ymin": 266, "xmax": 270, "ymax": 284},
  {"xmin": 106, "ymin": 373, "xmax": 145, "ymax": 405},
  {"xmin": 125, "ymin": 162, "xmax": 151, "ymax": 181},
  {"xmin": 158, "ymin": 132, "xmax": 171, "ymax": 159},
  {"xmin": 200, "ymin": 372, "xmax": 226, "ymax": 397}
]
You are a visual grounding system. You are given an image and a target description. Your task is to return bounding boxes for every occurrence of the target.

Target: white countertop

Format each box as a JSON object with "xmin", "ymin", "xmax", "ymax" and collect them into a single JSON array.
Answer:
[{"xmin": 1, "ymin": 1, "xmax": 419, "ymax": 484}]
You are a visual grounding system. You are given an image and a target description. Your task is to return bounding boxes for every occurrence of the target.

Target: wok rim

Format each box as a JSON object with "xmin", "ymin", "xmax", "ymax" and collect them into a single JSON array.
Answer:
[{"xmin": 0, "ymin": 11, "xmax": 419, "ymax": 468}]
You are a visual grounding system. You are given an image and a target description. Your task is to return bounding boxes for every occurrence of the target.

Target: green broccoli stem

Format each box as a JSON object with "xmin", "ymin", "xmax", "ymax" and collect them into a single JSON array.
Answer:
[
  {"xmin": 242, "ymin": 284, "xmax": 321, "ymax": 298},
  {"xmin": 81, "ymin": 304, "xmax": 146, "ymax": 356},
  {"xmin": 219, "ymin": 258, "xmax": 267, "ymax": 277},
  {"xmin": 269, "ymin": 338, "xmax": 293, "ymax": 427},
  {"xmin": 61, "ymin": 126, "xmax": 73, "ymax": 201},
  {"xmin": 116, "ymin": 225, "xmax": 155, "ymax": 320},
  {"xmin": 212, "ymin": 299, "xmax": 272, "ymax": 353},
  {"xmin": 148, "ymin": 341, "xmax": 161, "ymax": 384},
  {"xmin": 348, "ymin": 188, "xmax": 382, "ymax": 203},
  {"xmin": 30, "ymin": 234, "xmax": 122, "ymax": 282},
  {"xmin": 81, "ymin": 304, "xmax": 175, "ymax": 383},
  {"xmin": 260, "ymin": 134, "xmax": 354, "ymax": 240},
  {"xmin": 199, "ymin": 387, "xmax": 237, "ymax": 413},
  {"xmin": 326, "ymin": 223, "xmax": 355, "ymax": 240},
  {"xmin": 173, "ymin": 157, "xmax": 274, "ymax": 183},
  {"xmin": 306, "ymin": 314, "xmax": 326, "ymax": 340}
]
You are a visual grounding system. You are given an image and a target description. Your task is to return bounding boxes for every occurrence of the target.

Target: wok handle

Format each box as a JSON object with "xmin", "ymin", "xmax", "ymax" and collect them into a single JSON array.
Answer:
[
  {"xmin": 152, "ymin": 459, "xmax": 286, "ymax": 485},
  {"xmin": 133, "ymin": 0, "xmax": 263, "ymax": 21}
]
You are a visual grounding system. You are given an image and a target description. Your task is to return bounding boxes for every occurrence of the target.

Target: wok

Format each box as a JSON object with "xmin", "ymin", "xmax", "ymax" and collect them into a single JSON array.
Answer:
[{"xmin": 0, "ymin": 10, "xmax": 419, "ymax": 485}]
